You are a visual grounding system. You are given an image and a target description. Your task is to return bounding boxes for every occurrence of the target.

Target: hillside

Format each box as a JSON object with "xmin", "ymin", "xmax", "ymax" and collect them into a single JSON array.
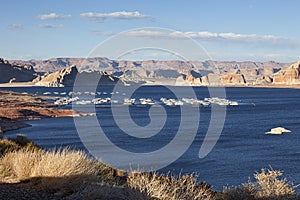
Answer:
[
  {"xmin": 9, "ymin": 57, "xmax": 291, "ymax": 86},
  {"xmin": 0, "ymin": 58, "xmax": 38, "ymax": 84}
]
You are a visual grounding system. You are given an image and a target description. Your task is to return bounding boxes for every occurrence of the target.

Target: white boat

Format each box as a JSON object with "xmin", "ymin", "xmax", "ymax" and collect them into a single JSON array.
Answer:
[
  {"xmin": 92, "ymin": 97, "xmax": 111, "ymax": 104},
  {"xmin": 124, "ymin": 98, "xmax": 136, "ymax": 105},
  {"xmin": 265, "ymin": 127, "xmax": 292, "ymax": 135},
  {"xmin": 160, "ymin": 98, "xmax": 183, "ymax": 106},
  {"xmin": 204, "ymin": 97, "xmax": 238, "ymax": 106},
  {"xmin": 54, "ymin": 97, "xmax": 79, "ymax": 105},
  {"xmin": 140, "ymin": 98, "xmax": 155, "ymax": 105},
  {"xmin": 182, "ymin": 98, "xmax": 210, "ymax": 106}
]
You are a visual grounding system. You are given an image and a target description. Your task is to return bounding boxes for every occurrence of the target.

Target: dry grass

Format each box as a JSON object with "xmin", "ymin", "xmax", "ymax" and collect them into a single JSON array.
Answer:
[
  {"xmin": 218, "ymin": 168, "xmax": 297, "ymax": 200},
  {"xmin": 127, "ymin": 171, "xmax": 215, "ymax": 200},
  {"xmin": 0, "ymin": 140, "xmax": 298, "ymax": 199},
  {"xmin": 0, "ymin": 136, "xmax": 39, "ymax": 156},
  {"xmin": 0, "ymin": 148, "xmax": 100, "ymax": 195},
  {"xmin": 0, "ymin": 139, "xmax": 20, "ymax": 156},
  {"xmin": 0, "ymin": 148, "xmax": 98, "ymax": 180},
  {"xmin": 253, "ymin": 168, "xmax": 296, "ymax": 199}
]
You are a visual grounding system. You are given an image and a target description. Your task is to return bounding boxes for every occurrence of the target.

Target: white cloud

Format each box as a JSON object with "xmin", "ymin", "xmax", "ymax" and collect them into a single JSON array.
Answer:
[
  {"xmin": 91, "ymin": 31, "xmax": 115, "ymax": 36},
  {"xmin": 122, "ymin": 30, "xmax": 298, "ymax": 49},
  {"xmin": 38, "ymin": 24, "xmax": 63, "ymax": 29},
  {"xmin": 126, "ymin": 30, "xmax": 287, "ymax": 43},
  {"xmin": 80, "ymin": 11, "xmax": 150, "ymax": 22},
  {"xmin": 7, "ymin": 24, "xmax": 23, "ymax": 30},
  {"xmin": 38, "ymin": 13, "xmax": 71, "ymax": 20}
]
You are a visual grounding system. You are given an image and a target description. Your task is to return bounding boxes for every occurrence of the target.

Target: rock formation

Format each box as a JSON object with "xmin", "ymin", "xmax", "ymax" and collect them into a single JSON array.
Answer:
[
  {"xmin": 6, "ymin": 57, "xmax": 298, "ymax": 86},
  {"xmin": 273, "ymin": 61, "xmax": 300, "ymax": 84},
  {"xmin": 0, "ymin": 58, "xmax": 37, "ymax": 83},
  {"xmin": 34, "ymin": 66, "xmax": 78, "ymax": 87},
  {"xmin": 255, "ymin": 75, "xmax": 273, "ymax": 85},
  {"xmin": 220, "ymin": 74, "xmax": 246, "ymax": 85},
  {"xmin": 34, "ymin": 66, "xmax": 121, "ymax": 87}
]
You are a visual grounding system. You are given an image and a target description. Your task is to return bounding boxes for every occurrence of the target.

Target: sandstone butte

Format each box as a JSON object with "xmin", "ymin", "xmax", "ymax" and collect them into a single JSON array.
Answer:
[
  {"xmin": 0, "ymin": 90, "xmax": 82, "ymax": 133},
  {"xmin": 273, "ymin": 61, "xmax": 300, "ymax": 84}
]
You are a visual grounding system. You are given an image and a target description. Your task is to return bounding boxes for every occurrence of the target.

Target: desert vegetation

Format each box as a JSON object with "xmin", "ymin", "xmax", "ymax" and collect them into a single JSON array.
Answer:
[{"xmin": 0, "ymin": 136, "xmax": 298, "ymax": 199}]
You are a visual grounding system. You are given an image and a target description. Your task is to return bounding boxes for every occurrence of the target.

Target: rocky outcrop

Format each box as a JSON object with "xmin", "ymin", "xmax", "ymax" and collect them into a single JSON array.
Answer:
[
  {"xmin": 220, "ymin": 74, "xmax": 246, "ymax": 85},
  {"xmin": 273, "ymin": 61, "xmax": 300, "ymax": 84},
  {"xmin": 255, "ymin": 75, "xmax": 273, "ymax": 85},
  {"xmin": 34, "ymin": 66, "xmax": 78, "ymax": 87},
  {"xmin": 0, "ymin": 58, "xmax": 37, "ymax": 83},
  {"xmin": 34, "ymin": 66, "xmax": 121, "ymax": 87}
]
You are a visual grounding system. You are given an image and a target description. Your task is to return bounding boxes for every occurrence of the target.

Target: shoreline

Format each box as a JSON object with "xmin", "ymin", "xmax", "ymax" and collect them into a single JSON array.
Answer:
[
  {"xmin": 1, "ymin": 82, "xmax": 300, "ymax": 89},
  {"xmin": 0, "ymin": 90, "xmax": 84, "ymax": 135}
]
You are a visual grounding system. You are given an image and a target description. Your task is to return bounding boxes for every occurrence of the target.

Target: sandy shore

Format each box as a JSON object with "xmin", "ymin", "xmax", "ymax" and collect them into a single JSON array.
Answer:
[{"xmin": 0, "ymin": 82, "xmax": 37, "ymax": 87}]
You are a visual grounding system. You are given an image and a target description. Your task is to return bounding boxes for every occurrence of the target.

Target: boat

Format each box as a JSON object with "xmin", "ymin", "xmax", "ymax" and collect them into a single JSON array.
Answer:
[
  {"xmin": 54, "ymin": 97, "xmax": 79, "ymax": 105},
  {"xmin": 161, "ymin": 98, "xmax": 183, "ymax": 106},
  {"xmin": 92, "ymin": 97, "xmax": 111, "ymax": 104},
  {"xmin": 265, "ymin": 127, "xmax": 292, "ymax": 135},
  {"xmin": 124, "ymin": 98, "xmax": 135, "ymax": 105},
  {"xmin": 140, "ymin": 98, "xmax": 155, "ymax": 105}
]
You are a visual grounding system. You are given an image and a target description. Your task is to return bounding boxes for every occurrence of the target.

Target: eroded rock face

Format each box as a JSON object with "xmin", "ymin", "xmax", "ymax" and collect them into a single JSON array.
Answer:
[
  {"xmin": 255, "ymin": 75, "xmax": 273, "ymax": 85},
  {"xmin": 0, "ymin": 58, "xmax": 37, "ymax": 83},
  {"xmin": 220, "ymin": 74, "xmax": 246, "ymax": 84},
  {"xmin": 34, "ymin": 66, "xmax": 121, "ymax": 87},
  {"xmin": 34, "ymin": 65, "xmax": 78, "ymax": 87},
  {"xmin": 273, "ymin": 61, "xmax": 300, "ymax": 84}
]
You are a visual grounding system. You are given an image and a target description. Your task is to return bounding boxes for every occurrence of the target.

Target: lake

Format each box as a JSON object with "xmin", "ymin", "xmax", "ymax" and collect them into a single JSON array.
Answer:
[{"xmin": 3, "ymin": 86, "xmax": 300, "ymax": 191}]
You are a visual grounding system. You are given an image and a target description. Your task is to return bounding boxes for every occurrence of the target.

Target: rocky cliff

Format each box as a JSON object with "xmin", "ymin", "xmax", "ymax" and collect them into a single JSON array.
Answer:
[
  {"xmin": 0, "ymin": 58, "xmax": 37, "ymax": 83},
  {"xmin": 34, "ymin": 66, "xmax": 78, "ymax": 87},
  {"xmin": 8, "ymin": 57, "xmax": 300, "ymax": 86},
  {"xmin": 34, "ymin": 66, "xmax": 121, "ymax": 87},
  {"xmin": 273, "ymin": 61, "xmax": 300, "ymax": 84}
]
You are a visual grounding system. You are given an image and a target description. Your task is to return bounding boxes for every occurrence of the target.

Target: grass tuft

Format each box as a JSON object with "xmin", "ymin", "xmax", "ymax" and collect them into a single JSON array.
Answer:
[
  {"xmin": 218, "ymin": 168, "xmax": 297, "ymax": 200},
  {"xmin": 127, "ymin": 171, "xmax": 215, "ymax": 200}
]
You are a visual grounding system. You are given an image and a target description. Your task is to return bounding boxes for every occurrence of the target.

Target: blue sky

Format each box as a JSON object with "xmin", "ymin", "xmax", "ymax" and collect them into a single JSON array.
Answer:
[{"xmin": 1, "ymin": 0, "xmax": 299, "ymax": 62}]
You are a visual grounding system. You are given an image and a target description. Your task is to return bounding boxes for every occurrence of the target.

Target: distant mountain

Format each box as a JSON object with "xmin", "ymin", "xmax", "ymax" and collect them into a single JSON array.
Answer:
[
  {"xmin": 9, "ymin": 57, "xmax": 291, "ymax": 86},
  {"xmin": 0, "ymin": 58, "xmax": 38, "ymax": 83}
]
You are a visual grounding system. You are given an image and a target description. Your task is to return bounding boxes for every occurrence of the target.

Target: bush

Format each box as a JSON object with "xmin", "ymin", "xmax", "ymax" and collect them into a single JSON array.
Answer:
[
  {"xmin": 127, "ymin": 171, "xmax": 215, "ymax": 200},
  {"xmin": 0, "ymin": 139, "xmax": 20, "ymax": 156},
  {"xmin": 217, "ymin": 168, "xmax": 297, "ymax": 200},
  {"xmin": 0, "ymin": 136, "xmax": 40, "ymax": 157},
  {"xmin": 0, "ymin": 148, "xmax": 98, "ymax": 180}
]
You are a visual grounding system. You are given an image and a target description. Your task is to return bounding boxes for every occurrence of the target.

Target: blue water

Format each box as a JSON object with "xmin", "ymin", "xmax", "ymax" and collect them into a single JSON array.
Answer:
[{"xmin": 3, "ymin": 86, "xmax": 300, "ymax": 191}]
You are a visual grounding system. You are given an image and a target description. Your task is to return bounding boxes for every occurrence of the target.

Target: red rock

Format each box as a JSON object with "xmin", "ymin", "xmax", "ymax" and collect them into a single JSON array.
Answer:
[
  {"xmin": 221, "ymin": 74, "xmax": 246, "ymax": 84},
  {"xmin": 273, "ymin": 61, "xmax": 300, "ymax": 84}
]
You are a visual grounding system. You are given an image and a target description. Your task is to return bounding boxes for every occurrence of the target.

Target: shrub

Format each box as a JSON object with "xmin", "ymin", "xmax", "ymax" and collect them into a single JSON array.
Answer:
[
  {"xmin": 127, "ymin": 171, "xmax": 215, "ymax": 200},
  {"xmin": 0, "ymin": 139, "xmax": 20, "ymax": 156},
  {"xmin": 253, "ymin": 168, "xmax": 296, "ymax": 199},
  {"xmin": 0, "ymin": 135, "xmax": 40, "ymax": 156},
  {"xmin": 0, "ymin": 148, "xmax": 99, "ymax": 195},
  {"xmin": 0, "ymin": 148, "xmax": 98, "ymax": 180},
  {"xmin": 217, "ymin": 168, "xmax": 297, "ymax": 200}
]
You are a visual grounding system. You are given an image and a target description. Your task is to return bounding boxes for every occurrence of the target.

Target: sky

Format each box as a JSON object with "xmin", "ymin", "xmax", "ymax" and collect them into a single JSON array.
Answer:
[{"xmin": 1, "ymin": 0, "xmax": 299, "ymax": 62}]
